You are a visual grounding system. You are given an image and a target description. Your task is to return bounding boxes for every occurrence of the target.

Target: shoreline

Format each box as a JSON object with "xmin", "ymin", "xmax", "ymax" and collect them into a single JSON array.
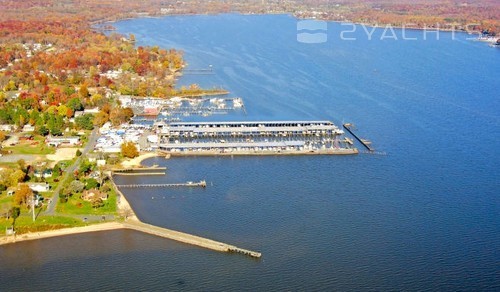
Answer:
[
  {"xmin": 0, "ymin": 177, "xmax": 262, "ymax": 258},
  {"xmin": 99, "ymin": 12, "xmax": 489, "ymax": 38},
  {"xmin": 120, "ymin": 152, "xmax": 168, "ymax": 168},
  {"xmin": 0, "ymin": 222, "xmax": 124, "ymax": 246}
]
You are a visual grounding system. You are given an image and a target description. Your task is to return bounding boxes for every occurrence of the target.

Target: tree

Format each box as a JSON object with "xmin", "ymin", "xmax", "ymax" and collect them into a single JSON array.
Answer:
[
  {"xmin": 109, "ymin": 107, "xmax": 134, "ymax": 126},
  {"xmin": 85, "ymin": 178, "xmax": 100, "ymax": 190},
  {"xmin": 37, "ymin": 125, "xmax": 49, "ymax": 136},
  {"xmin": 9, "ymin": 169, "xmax": 26, "ymax": 187},
  {"xmin": 67, "ymin": 97, "xmax": 84, "ymax": 112},
  {"xmin": 67, "ymin": 180, "xmax": 85, "ymax": 194},
  {"xmin": 53, "ymin": 164, "xmax": 62, "ymax": 177},
  {"xmin": 14, "ymin": 184, "xmax": 33, "ymax": 207},
  {"xmin": 17, "ymin": 159, "xmax": 26, "ymax": 172},
  {"xmin": 0, "ymin": 131, "xmax": 7, "ymax": 142},
  {"xmin": 79, "ymin": 159, "xmax": 94, "ymax": 174},
  {"xmin": 79, "ymin": 84, "xmax": 89, "ymax": 98},
  {"xmin": 121, "ymin": 141, "xmax": 139, "ymax": 158},
  {"xmin": 93, "ymin": 111, "xmax": 109, "ymax": 127},
  {"xmin": 10, "ymin": 206, "xmax": 20, "ymax": 228},
  {"xmin": 75, "ymin": 149, "xmax": 82, "ymax": 157},
  {"xmin": 75, "ymin": 114, "xmax": 94, "ymax": 130}
]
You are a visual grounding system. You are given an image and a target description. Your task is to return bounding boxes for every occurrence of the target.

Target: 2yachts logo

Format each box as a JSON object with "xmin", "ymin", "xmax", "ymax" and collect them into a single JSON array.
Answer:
[{"xmin": 297, "ymin": 20, "xmax": 328, "ymax": 44}]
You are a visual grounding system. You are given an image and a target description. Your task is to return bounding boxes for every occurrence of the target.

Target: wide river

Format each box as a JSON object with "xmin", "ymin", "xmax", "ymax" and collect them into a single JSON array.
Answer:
[{"xmin": 1, "ymin": 14, "xmax": 499, "ymax": 291}]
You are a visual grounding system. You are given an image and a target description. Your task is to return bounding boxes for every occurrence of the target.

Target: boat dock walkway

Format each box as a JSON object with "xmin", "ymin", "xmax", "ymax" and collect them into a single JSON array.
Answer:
[
  {"xmin": 116, "ymin": 180, "xmax": 207, "ymax": 188},
  {"xmin": 123, "ymin": 221, "xmax": 262, "ymax": 258},
  {"xmin": 343, "ymin": 123, "xmax": 375, "ymax": 152}
]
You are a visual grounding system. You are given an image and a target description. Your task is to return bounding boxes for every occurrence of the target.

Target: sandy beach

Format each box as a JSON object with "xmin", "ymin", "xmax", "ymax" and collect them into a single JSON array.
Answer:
[
  {"xmin": 0, "ymin": 222, "xmax": 125, "ymax": 246},
  {"xmin": 121, "ymin": 152, "xmax": 168, "ymax": 168}
]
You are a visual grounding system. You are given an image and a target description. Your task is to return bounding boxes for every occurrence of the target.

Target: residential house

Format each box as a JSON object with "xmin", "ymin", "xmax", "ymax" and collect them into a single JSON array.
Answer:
[
  {"xmin": 22, "ymin": 125, "xmax": 35, "ymax": 132},
  {"xmin": 27, "ymin": 182, "xmax": 50, "ymax": 192}
]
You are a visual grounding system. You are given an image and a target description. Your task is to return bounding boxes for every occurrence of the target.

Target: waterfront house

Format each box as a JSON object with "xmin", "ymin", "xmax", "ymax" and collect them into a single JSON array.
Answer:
[{"xmin": 27, "ymin": 182, "xmax": 50, "ymax": 192}]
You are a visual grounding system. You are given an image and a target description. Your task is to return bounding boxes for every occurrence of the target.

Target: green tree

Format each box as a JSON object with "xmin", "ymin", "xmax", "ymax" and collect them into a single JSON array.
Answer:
[
  {"xmin": 67, "ymin": 97, "xmax": 84, "ymax": 112},
  {"xmin": 85, "ymin": 178, "xmax": 99, "ymax": 190},
  {"xmin": 17, "ymin": 159, "xmax": 26, "ymax": 172},
  {"xmin": 37, "ymin": 125, "xmax": 49, "ymax": 136},
  {"xmin": 75, "ymin": 114, "xmax": 94, "ymax": 130},
  {"xmin": 67, "ymin": 180, "xmax": 85, "ymax": 194},
  {"xmin": 10, "ymin": 206, "xmax": 20, "ymax": 228},
  {"xmin": 79, "ymin": 159, "xmax": 94, "ymax": 174}
]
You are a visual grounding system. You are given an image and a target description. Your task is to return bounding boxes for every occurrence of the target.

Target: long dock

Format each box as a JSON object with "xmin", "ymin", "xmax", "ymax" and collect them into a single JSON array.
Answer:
[
  {"xmin": 343, "ymin": 123, "xmax": 374, "ymax": 152},
  {"xmin": 123, "ymin": 221, "xmax": 262, "ymax": 258},
  {"xmin": 116, "ymin": 180, "xmax": 207, "ymax": 188}
]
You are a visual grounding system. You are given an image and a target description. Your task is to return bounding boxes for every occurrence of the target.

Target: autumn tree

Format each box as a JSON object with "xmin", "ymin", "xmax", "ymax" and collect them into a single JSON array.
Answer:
[
  {"xmin": 0, "ymin": 131, "xmax": 7, "ymax": 142},
  {"xmin": 93, "ymin": 111, "xmax": 109, "ymax": 127},
  {"xmin": 9, "ymin": 169, "xmax": 26, "ymax": 187},
  {"xmin": 109, "ymin": 107, "xmax": 134, "ymax": 126},
  {"xmin": 14, "ymin": 184, "xmax": 33, "ymax": 207},
  {"xmin": 121, "ymin": 141, "xmax": 139, "ymax": 158}
]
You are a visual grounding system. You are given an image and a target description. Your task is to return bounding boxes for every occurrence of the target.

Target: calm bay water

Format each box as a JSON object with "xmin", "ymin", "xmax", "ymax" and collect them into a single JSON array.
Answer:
[{"xmin": 1, "ymin": 14, "xmax": 499, "ymax": 291}]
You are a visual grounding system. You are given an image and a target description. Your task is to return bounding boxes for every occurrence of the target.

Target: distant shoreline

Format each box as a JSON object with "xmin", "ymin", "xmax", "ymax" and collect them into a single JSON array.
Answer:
[{"xmin": 99, "ymin": 12, "xmax": 481, "ymax": 37}]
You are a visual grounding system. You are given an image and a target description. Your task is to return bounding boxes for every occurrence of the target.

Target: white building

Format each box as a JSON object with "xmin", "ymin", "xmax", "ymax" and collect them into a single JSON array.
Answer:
[
  {"xmin": 46, "ymin": 136, "xmax": 80, "ymax": 147},
  {"xmin": 27, "ymin": 182, "xmax": 50, "ymax": 192}
]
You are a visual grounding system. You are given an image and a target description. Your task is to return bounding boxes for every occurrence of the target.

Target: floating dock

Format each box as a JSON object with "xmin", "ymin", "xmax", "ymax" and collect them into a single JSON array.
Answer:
[
  {"xmin": 116, "ymin": 180, "xmax": 207, "ymax": 188},
  {"xmin": 343, "ymin": 123, "xmax": 374, "ymax": 152},
  {"xmin": 156, "ymin": 120, "xmax": 358, "ymax": 155}
]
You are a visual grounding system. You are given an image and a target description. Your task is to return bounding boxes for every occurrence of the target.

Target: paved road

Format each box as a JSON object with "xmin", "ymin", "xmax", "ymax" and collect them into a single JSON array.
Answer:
[{"xmin": 45, "ymin": 129, "xmax": 99, "ymax": 215}]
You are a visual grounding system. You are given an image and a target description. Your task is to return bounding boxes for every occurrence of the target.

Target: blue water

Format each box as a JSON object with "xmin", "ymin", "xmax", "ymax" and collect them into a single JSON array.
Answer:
[{"xmin": 1, "ymin": 14, "xmax": 499, "ymax": 291}]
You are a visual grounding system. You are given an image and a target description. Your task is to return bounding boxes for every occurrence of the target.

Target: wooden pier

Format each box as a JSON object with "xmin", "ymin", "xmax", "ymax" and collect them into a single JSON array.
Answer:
[
  {"xmin": 116, "ymin": 180, "xmax": 207, "ymax": 188},
  {"xmin": 343, "ymin": 123, "xmax": 375, "ymax": 152}
]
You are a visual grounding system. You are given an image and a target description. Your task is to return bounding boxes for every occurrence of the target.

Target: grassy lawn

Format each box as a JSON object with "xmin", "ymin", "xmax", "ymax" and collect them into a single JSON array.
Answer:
[
  {"xmin": 56, "ymin": 189, "xmax": 117, "ymax": 215},
  {"xmin": 0, "ymin": 195, "xmax": 12, "ymax": 205},
  {"xmin": 0, "ymin": 215, "xmax": 85, "ymax": 235},
  {"xmin": 5, "ymin": 143, "xmax": 56, "ymax": 155}
]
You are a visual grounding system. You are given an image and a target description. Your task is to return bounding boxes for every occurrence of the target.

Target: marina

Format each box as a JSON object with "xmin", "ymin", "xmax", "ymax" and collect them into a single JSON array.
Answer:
[{"xmin": 156, "ymin": 121, "xmax": 358, "ymax": 155}]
